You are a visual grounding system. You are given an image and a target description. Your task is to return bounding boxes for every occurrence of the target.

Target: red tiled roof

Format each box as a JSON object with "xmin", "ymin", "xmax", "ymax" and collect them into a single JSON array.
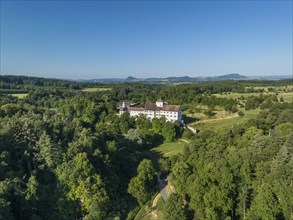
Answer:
[
  {"xmin": 144, "ymin": 103, "xmax": 160, "ymax": 111},
  {"xmin": 128, "ymin": 107, "xmax": 144, "ymax": 111},
  {"xmin": 162, "ymin": 105, "xmax": 180, "ymax": 112},
  {"xmin": 127, "ymin": 103, "xmax": 181, "ymax": 112}
]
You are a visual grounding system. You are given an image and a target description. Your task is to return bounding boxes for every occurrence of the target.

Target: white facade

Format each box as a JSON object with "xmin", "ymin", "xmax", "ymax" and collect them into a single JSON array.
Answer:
[
  {"xmin": 155, "ymin": 100, "xmax": 164, "ymax": 107},
  {"xmin": 119, "ymin": 100, "xmax": 183, "ymax": 123}
]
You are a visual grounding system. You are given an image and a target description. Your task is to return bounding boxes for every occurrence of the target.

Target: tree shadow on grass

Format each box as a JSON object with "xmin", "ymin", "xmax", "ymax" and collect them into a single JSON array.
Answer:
[{"xmin": 183, "ymin": 115, "xmax": 198, "ymax": 124}]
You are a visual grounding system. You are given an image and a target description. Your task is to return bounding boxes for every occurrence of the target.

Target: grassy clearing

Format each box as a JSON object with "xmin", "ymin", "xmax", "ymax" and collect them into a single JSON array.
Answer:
[
  {"xmin": 214, "ymin": 92, "xmax": 260, "ymax": 99},
  {"xmin": 246, "ymin": 85, "xmax": 293, "ymax": 91},
  {"xmin": 150, "ymin": 140, "xmax": 186, "ymax": 158},
  {"xmin": 10, "ymin": 93, "xmax": 28, "ymax": 99},
  {"xmin": 279, "ymin": 92, "xmax": 293, "ymax": 102},
  {"xmin": 215, "ymin": 91, "xmax": 292, "ymax": 99},
  {"xmin": 194, "ymin": 108, "xmax": 260, "ymax": 131},
  {"xmin": 134, "ymin": 140, "xmax": 186, "ymax": 171},
  {"xmin": 81, "ymin": 87, "xmax": 111, "ymax": 92},
  {"xmin": 214, "ymin": 91, "xmax": 292, "ymax": 103}
]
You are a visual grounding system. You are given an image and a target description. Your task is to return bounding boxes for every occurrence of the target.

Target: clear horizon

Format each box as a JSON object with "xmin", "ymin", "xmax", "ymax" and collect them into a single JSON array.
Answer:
[{"xmin": 1, "ymin": 1, "xmax": 292, "ymax": 79}]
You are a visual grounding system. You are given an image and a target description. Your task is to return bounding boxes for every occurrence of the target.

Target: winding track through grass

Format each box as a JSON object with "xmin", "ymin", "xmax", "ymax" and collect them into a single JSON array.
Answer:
[{"xmin": 191, "ymin": 109, "xmax": 261, "ymax": 131}]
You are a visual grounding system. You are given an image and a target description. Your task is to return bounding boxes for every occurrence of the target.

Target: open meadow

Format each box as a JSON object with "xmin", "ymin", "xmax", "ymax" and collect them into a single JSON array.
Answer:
[
  {"xmin": 10, "ymin": 93, "xmax": 28, "ymax": 98},
  {"xmin": 192, "ymin": 108, "xmax": 261, "ymax": 131},
  {"xmin": 150, "ymin": 140, "xmax": 186, "ymax": 157},
  {"xmin": 81, "ymin": 87, "xmax": 112, "ymax": 92},
  {"xmin": 183, "ymin": 85, "xmax": 292, "ymax": 132}
]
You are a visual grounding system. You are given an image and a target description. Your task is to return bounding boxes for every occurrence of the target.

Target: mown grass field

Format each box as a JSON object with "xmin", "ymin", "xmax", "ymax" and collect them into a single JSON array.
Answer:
[
  {"xmin": 81, "ymin": 87, "xmax": 111, "ymax": 92},
  {"xmin": 215, "ymin": 85, "xmax": 293, "ymax": 102},
  {"xmin": 10, "ymin": 93, "xmax": 28, "ymax": 99},
  {"xmin": 246, "ymin": 85, "xmax": 293, "ymax": 91},
  {"xmin": 150, "ymin": 140, "xmax": 186, "ymax": 158},
  {"xmin": 185, "ymin": 85, "xmax": 292, "ymax": 132},
  {"xmin": 132, "ymin": 140, "xmax": 187, "ymax": 172},
  {"xmin": 279, "ymin": 92, "xmax": 293, "ymax": 102},
  {"xmin": 194, "ymin": 108, "xmax": 261, "ymax": 131},
  {"xmin": 214, "ymin": 91, "xmax": 293, "ymax": 102}
]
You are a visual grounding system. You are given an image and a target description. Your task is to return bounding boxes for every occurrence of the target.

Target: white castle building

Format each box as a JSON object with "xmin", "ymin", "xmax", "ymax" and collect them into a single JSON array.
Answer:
[{"xmin": 119, "ymin": 100, "xmax": 183, "ymax": 123}]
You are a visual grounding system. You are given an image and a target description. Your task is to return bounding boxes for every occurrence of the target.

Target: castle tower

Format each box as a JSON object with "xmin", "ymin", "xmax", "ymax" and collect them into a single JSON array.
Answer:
[{"xmin": 156, "ymin": 99, "xmax": 164, "ymax": 107}]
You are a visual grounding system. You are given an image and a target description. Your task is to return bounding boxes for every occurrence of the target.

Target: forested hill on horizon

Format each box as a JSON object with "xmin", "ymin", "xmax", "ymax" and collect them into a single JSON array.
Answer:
[
  {"xmin": 0, "ymin": 73, "xmax": 292, "ymax": 84},
  {"xmin": 0, "ymin": 74, "xmax": 292, "ymax": 94},
  {"xmin": 71, "ymin": 73, "xmax": 292, "ymax": 83}
]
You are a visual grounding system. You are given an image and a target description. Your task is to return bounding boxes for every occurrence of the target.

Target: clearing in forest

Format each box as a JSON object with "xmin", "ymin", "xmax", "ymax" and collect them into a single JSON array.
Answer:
[
  {"xmin": 192, "ymin": 109, "xmax": 261, "ymax": 131},
  {"xmin": 150, "ymin": 140, "xmax": 186, "ymax": 157},
  {"xmin": 10, "ymin": 93, "xmax": 28, "ymax": 98},
  {"xmin": 81, "ymin": 87, "xmax": 112, "ymax": 92}
]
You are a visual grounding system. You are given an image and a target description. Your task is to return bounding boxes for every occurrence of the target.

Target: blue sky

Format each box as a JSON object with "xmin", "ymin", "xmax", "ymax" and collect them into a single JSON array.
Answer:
[{"xmin": 1, "ymin": 1, "xmax": 292, "ymax": 79}]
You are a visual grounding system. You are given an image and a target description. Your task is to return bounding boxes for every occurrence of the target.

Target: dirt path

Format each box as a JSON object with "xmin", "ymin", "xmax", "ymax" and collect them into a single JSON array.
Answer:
[
  {"xmin": 189, "ymin": 114, "xmax": 239, "ymax": 126},
  {"xmin": 179, "ymin": 138, "xmax": 190, "ymax": 144},
  {"xmin": 152, "ymin": 193, "xmax": 161, "ymax": 208}
]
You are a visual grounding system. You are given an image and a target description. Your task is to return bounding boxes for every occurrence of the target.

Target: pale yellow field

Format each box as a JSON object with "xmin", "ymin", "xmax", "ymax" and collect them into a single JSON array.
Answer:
[
  {"xmin": 192, "ymin": 108, "xmax": 261, "ymax": 131},
  {"xmin": 214, "ymin": 92, "xmax": 292, "ymax": 102},
  {"xmin": 10, "ymin": 93, "xmax": 28, "ymax": 98},
  {"xmin": 81, "ymin": 87, "xmax": 111, "ymax": 92}
]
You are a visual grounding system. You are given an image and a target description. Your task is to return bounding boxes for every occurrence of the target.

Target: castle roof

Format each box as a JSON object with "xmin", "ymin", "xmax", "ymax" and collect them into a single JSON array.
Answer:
[
  {"xmin": 162, "ymin": 105, "xmax": 180, "ymax": 112},
  {"xmin": 145, "ymin": 103, "xmax": 160, "ymax": 111},
  {"xmin": 120, "ymin": 101, "xmax": 181, "ymax": 112},
  {"xmin": 144, "ymin": 103, "xmax": 180, "ymax": 112},
  {"xmin": 128, "ymin": 107, "xmax": 144, "ymax": 111}
]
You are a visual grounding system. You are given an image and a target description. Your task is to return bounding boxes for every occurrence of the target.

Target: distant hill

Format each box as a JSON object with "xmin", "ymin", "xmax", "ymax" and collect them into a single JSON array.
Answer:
[
  {"xmin": 214, "ymin": 73, "xmax": 247, "ymax": 80},
  {"xmin": 69, "ymin": 73, "xmax": 292, "ymax": 83},
  {"xmin": 87, "ymin": 73, "xmax": 291, "ymax": 83},
  {"xmin": 125, "ymin": 76, "xmax": 137, "ymax": 82}
]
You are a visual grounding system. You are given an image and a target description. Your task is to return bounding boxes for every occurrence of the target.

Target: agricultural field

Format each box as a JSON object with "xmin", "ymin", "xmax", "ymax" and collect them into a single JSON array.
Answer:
[
  {"xmin": 183, "ymin": 85, "xmax": 292, "ymax": 132},
  {"xmin": 193, "ymin": 108, "xmax": 261, "ymax": 131},
  {"xmin": 81, "ymin": 87, "xmax": 111, "ymax": 92},
  {"xmin": 246, "ymin": 85, "xmax": 293, "ymax": 92},
  {"xmin": 278, "ymin": 92, "xmax": 293, "ymax": 102},
  {"xmin": 214, "ymin": 84, "xmax": 293, "ymax": 103},
  {"xmin": 10, "ymin": 93, "xmax": 28, "ymax": 99},
  {"xmin": 214, "ymin": 91, "xmax": 293, "ymax": 102}
]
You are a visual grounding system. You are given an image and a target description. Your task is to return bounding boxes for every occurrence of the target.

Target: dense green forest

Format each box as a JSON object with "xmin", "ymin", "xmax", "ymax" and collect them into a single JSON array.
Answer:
[{"xmin": 0, "ymin": 75, "xmax": 292, "ymax": 219}]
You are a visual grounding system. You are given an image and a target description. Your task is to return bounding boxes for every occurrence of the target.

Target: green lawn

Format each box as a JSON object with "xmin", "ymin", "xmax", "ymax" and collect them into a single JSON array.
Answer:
[
  {"xmin": 195, "ymin": 108, "xmax": 261, "ymax": 131},
  {"xmin": 81, "ymin": 87, "xmax": 111, "ymax": 92},
  {"xmin": 150, "ymin": 140, "xmax": 186, "ymax": 157},
  {"xmin": 135, "ymin": 140, "xmax": 186, "ymax": 171},
  {"xmin": 10, "ymin": 93, "xmax": 28, "ymax": 99}
]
